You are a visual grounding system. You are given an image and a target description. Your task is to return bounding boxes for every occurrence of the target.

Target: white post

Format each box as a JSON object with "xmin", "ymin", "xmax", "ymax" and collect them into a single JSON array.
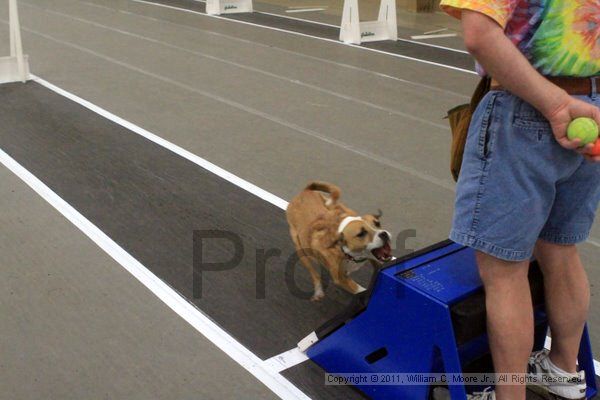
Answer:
[
  {"xmin": 339, "ymin": 0, "xmax": 397, "ymax": 45},
  {"xmin": 9, "ymin": 0, "xmax": 26, "ymax": 82},
  {"xmin": 1, "ymin": 0, "xmax": 29, "ymax": 84},
  {"xmin": 339, "ymin": 0, "xmax": 361, "ymax": 44},
  {"xmin": 378, "ymin": 0, "xmax": 397, "ymax": 41},
  {"xmin": 9, "ymin": 0, "xmax": 15, "ymax": 56},
  {"xmin": 205, "ymin": 0, "xmax": 253, "ymax": 15},
  {"xmin": 205, "ymin": 0, "xmax": 220, "ymax": 15}
]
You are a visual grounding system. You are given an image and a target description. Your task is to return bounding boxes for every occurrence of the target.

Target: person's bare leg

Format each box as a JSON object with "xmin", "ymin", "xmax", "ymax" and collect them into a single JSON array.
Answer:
[
  {"xmin": 533, "ymin": 240, "xmax": 590, "ymax": 373},
  {"xmin": 476, "ymin": 251, "xmax": 532, "ymax": 400}
]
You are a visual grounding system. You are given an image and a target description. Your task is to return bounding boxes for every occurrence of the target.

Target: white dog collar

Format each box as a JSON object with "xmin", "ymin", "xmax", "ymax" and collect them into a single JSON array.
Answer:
[{"xmin": 337, "ymin": 216, "xmax": 363, "ymax": 234}]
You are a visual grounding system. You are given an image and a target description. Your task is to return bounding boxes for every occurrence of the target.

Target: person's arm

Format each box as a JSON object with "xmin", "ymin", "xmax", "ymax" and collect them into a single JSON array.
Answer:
[{"xmin": 461, "ymin": 10, "xmax": 600, "ymax": 161}]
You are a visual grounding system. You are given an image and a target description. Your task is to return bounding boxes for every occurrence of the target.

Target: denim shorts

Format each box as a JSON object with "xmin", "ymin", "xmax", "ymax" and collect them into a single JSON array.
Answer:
[{"xmin": 450, "ymin": 90, "xmax": 600, "ymax": 261}]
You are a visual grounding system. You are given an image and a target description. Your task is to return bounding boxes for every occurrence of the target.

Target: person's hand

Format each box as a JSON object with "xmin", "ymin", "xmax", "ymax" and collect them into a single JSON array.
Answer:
[{"xmin": 544, "ymin": 93, "xmax": 600, "ymax": 162}]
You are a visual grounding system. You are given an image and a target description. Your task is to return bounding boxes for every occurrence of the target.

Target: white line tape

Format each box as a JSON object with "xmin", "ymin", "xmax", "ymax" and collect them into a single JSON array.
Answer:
[
  {"xmin": 0, "ymin": 147, "xmax": 309, "ymax": 399},
  {"xmin": 410, "ymin": 33, "xmax": 457, "ymax": 40},
  {"xmin": 265, "ymin": 347, "xmax": 310, "ymax": 373},
  {"xmin": 423, "ymin": 28, "xmax": 447, "ymax": 35},
  {"xmin": 288, "ymin": 5, "xmax": 328, "ymax": 9},
  {"xmin": 285, "ymin": 8, "xmax": 326, "ymax": 13},
  {"xmin": 587, "ymin": 237, "xmax": 600, "ymax": 248}
]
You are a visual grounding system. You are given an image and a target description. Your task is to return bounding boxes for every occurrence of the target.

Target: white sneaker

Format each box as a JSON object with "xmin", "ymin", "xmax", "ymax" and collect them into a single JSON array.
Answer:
[
  {"xmin": 467, "ymin": 387, "xmax": 496, "ymax": 399},
  {"xmin": 527, "ymin": 349, "xmax": 587, "ymax": 399},
  {"xmin": 431, "ymin": 386, "xmax": 495, "ymax": 400}
]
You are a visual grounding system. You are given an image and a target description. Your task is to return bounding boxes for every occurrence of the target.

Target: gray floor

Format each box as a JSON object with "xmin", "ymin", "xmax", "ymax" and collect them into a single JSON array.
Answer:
[{"xmin": 1, "ymin": 0, "xmax": 599, "ymax": 398}]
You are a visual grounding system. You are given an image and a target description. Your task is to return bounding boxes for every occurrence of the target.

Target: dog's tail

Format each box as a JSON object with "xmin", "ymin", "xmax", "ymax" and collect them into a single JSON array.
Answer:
[{"xmin": 305, "ymin": 181, "xmax": 341, "ymax": 207}]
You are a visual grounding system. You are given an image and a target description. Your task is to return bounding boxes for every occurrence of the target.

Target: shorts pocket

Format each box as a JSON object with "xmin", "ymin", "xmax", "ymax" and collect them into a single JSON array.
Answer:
[
  {"xmin": 477, "ymin": 92, "xmax": 500, "ymax": 160},
  {"xmin": 513, "ymin": 98, "xmax": 553, "ymax": 142}
]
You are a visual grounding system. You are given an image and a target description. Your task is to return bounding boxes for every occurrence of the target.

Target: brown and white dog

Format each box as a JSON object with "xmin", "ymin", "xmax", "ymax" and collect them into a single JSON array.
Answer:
[{"xmin": 286, "ymin": 181, "xmax": 393, "ymax": 301}]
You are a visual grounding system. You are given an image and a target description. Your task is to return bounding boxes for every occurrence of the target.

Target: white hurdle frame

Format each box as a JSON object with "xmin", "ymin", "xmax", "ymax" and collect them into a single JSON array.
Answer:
[
  {"xmin": 339, "ymin": 0, "xmax": 397, "ymax": 45},
  {"xmin": 0, "ymin": 0, "xmax": 29, "ymax": 84},
  {"xmin": 205, "ymin": 0, "xmax": 253, "ymax": 16}
]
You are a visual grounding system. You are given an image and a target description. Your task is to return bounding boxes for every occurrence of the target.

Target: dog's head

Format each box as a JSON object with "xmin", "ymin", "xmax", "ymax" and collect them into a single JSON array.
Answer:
[{"xmin": 337, "ymin": 210, "xmax": 392, "ymax": 263}]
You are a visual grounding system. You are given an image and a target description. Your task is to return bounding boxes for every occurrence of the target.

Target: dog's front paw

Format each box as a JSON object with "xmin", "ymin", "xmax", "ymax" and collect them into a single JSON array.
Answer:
[
  {"xmin": 310, "ymin": 289, "xmax": 325, "ymax": 302},
  {"xmin": 353, "ymin": 284, "xmax": 367, "ymax": 294}
]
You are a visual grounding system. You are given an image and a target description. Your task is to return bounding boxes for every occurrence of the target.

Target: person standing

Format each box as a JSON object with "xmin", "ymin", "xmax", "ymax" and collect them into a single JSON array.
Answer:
[{"xmin": 439, "ymin": 1, "xmax": 600, "ymax": 399}]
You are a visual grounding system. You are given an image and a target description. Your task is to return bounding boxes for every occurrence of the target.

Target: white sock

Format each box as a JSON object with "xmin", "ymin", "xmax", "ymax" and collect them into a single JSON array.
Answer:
[{"xmin": 547, "ymin": 354, "xmax": 577, "ymax": 376}]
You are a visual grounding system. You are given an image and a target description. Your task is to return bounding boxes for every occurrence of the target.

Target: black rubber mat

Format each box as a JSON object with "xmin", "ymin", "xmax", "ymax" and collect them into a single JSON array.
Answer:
[
  {"xmin": 0, "ymin": 81, "xmax": 373, "ymax": 399},
  {"xmin": 150, "ymin": 0, "xmax": 475, "ymax": 72}
]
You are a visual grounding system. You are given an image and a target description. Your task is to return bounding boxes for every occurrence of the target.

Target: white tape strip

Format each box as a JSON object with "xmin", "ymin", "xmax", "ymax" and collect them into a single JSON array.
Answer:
[
  {"xmin": 410, "ymin": 33, "xmax": 458, "ymax": 40},
  {"xmin": 285, "ymin": 8, "xmax": 326, "ymax": 13},
  {"xmin": 265, "ymin": 347, "xmax": 310, "ymax": 373}
]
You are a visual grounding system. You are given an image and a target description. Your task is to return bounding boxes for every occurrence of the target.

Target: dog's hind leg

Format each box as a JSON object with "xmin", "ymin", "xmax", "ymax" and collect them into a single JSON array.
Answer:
[
  {"xmin": 290, "ymin": 230, "xmax": 325, "ymax": 301},
  {"xmin": 305, "ymin": 263, "xmax": 325, "ymax": 302}
]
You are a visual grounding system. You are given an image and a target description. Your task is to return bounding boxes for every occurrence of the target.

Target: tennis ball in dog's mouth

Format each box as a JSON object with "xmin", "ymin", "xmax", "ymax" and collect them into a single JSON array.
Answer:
[{"xmin": 567, "ymin": 117, "xmax": 599, "ymax": 145}]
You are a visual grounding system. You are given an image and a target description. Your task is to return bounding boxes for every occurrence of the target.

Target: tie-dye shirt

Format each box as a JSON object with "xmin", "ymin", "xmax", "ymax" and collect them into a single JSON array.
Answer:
[{"xmin": 440, "ymin": 0, "xmax": 600, "ymax": 77}]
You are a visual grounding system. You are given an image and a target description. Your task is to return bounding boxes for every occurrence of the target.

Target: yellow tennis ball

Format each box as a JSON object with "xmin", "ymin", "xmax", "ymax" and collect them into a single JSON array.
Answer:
[{"xmin": 567, "ymin": 118, "xmax": 599, "ymax": 145}]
